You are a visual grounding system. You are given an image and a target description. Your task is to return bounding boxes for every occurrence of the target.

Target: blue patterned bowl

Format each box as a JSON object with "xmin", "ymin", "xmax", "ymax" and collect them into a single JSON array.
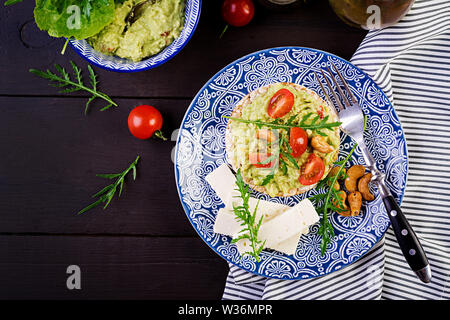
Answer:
[{"xmin": 69, "ymin": 0, "xmax": 201, "ymax": 73}]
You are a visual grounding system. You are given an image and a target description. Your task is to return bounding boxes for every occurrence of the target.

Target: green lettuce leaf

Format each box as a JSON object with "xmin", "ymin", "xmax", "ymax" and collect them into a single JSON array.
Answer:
[{"xmin": 34, "ymin": 0, "xmax": 116, "ymax": 40}]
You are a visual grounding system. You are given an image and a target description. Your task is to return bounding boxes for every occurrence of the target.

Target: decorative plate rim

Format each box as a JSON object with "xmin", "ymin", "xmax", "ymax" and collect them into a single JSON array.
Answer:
[
  {"xmin": 174, "ymin": 46, "xmax": 409, "ymax": 280},
  {"xmin": 69, "ymin": 0, "xmax": 202, "ymax": 73}
]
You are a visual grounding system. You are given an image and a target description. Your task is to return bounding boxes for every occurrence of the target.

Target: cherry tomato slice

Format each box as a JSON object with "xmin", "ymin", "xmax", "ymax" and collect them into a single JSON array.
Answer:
[
  {"xmin": 221, "ymin": 0, "xmax": 255, "ymax": 27},
  {"xmin": 299, "ymin": 154, "xmax": 325, "ymax": 186},
  {"xmin": 249, "ymin": 152, "xmax": 276, "ymax": 168},
  {"xmin": 317, "ymin": 105, "xmax": 324, "ymax": 119},
  {"xmin": 267, "ymin": 89, "xmax": 295, "ymax": 119},
  {"xmin": 289, "ymin": 127, "xmax": 308, "ymax": 158},
  {"xmin": 128, "ymin": 105, "xmax": 165, "ymax": 140}
]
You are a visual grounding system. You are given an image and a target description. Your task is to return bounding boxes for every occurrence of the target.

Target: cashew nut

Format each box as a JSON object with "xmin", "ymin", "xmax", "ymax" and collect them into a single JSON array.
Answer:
[
  {"xmin": 358, "ymin": 173, "xmax": 375, "ymax": 201},
  {"xmin": 334, "ymin": 190, "xmax": 351, "ymax": 216},
  {"xmin": 344, "ymin": 165, "xmax": 365, "ymax": 192},
  {"xmin": 328, "ymin": 166, "xmax": 346, "ymax": 190},
  {"xmin": 348, "ymin": 191, "xmax": 362, "ymax": 216},
  {"xmin": 311, "ymin": 135, "xmax": 334, "ymax": 153}
]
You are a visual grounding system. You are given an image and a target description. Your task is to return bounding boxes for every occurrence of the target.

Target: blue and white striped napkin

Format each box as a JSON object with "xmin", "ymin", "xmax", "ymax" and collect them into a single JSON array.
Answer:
[{"xmin": 222, "ymin": 0, "xmax": 450, "ymax": 300}]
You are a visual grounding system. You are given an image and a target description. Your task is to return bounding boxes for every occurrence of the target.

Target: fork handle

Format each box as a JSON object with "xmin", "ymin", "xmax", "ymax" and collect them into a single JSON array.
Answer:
[
  {"xmin": 358, "ymin": 138, "xmax": 432, "ymax": 282},
  {"xmin": 379, "ymin": 188, "xmax": 432, "ymax": 283}
]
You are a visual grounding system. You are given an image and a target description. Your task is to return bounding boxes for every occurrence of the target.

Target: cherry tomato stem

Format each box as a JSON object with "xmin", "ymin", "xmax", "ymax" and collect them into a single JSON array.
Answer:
[
  {"xmin": 128, "ymin": 105, "xmax": 166, "ymax": 140},
  {"xmin": 154, "ymin": 130, "xmax": 167, "ymax": 141},
  {"xmin": 219, "ymin": 24, "xmax": 229, "ymax": 38}
]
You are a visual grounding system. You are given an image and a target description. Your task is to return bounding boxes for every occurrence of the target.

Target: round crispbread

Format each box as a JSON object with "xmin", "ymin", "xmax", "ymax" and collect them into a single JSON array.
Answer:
[{"xmin": 225, "ymin": 82, "xmax": 340, "ymax": 197}]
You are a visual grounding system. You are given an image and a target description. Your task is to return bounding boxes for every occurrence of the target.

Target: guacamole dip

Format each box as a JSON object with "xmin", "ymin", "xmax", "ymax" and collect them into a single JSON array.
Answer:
[
  {"xmin": 89, "ymin": 0, "xmax": 185, "ymax": 62},
  {"xmin": 225, "ymin": 82, "xmax": 340, "ymax": 197}
]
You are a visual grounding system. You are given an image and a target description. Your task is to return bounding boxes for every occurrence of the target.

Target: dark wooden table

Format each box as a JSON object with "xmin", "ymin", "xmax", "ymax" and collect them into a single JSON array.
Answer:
[{"xmin": 0, "ymin": 0, "xmax": 366, "ymax": 299}]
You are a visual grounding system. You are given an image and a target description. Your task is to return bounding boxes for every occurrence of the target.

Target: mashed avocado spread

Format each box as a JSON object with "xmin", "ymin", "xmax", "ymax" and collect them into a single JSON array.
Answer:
[
  {"xmin": 228, "ymin": 83, "xmax": 340, "ymax": 197},
  {"xmin": 89, "ymin": 0, "xmax": 185, "ymax": 62}
]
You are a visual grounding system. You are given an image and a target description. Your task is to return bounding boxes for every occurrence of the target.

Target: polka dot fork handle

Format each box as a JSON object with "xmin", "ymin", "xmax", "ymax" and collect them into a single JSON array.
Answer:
[{"xmin": 378, "ymin": 179, "xmax": 432, "ymax": 283}]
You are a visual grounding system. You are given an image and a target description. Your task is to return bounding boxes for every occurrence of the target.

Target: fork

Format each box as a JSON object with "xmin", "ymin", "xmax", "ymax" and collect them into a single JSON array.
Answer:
[{"xmin": 315, "ymin": 62, "xmax": 432, "ymax": 283}]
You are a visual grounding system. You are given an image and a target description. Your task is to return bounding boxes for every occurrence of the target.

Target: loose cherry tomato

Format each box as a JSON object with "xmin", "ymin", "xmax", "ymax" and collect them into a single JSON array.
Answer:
[
  {"xmin": 267, "ymin": 88, "xmax": 295, "ymax": 119},
  {"xmin": 299, "ymin": 154, "xmax": 325, "ymax": 186},
  {"xmin": 222, "ymin": 0, "xmax": 255, "ymax": 27},
  {"xmin": 249, "ymin": 152, "xmax": 276, "ymax": 168},
  {"xmin": 128, "ymin": 105, "xmax": 167, "ymax": 140},
  {"xmin": 289, "ymin": 127, "xmax": 308, "ymax": 158}
]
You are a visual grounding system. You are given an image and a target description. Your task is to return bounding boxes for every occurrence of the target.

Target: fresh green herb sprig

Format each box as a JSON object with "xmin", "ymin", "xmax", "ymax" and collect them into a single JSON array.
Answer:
[
  {"xmin": 311, "ymin": 144, "xmax": 357, "ymax": 256},
  {"xmin": 279, "ymin": 134, "xmax": 299, "ymax": 169},
  {"xmin": 231, "ymin": 169, "xmax": 266, "ymax": 262},
  {"xmin": 4, "ymin": 0, "xmax": 22, "ymax": 5},
  {"xmin": 78, "ymin": 156, "xmax": 140, "ymax": 215},
  {"xmin": 310, "ymin": 115, "xmax": 368, "ymax": 256},
  {"xmin": 30, "ymin": 61, "xmax": 117, "ymax": 114},
  {"xmin": 223, "ymin": 113, "xmax": 341, "ymax": 134}
]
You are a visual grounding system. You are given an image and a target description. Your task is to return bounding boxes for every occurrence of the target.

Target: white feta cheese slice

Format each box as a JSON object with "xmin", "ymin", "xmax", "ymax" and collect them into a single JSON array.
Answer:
[
  {"xmin": 266, "ymin": 232, "xmax": 302, "ymax": 256},
  {"xmin": 214, "ymin": 198, "xmax": 288, "ymax": 237},
  {"xmin": 232, "ymin": 199, "xmax": 318, "ymax": 256},
  {"xmin": 205, "ymin": 163, "xmax": 236, "ymax": 204},
  {"xmin": 213, "ymin": 208, "xmax": 242, "ymax": 237},
  {"xmin": 257, "ymin": 198, "xmax": 319, "ymax": 249},
  {"xmin": 224, "ymin": 188, "xmax": 241, "ymax": 209},
  {"xmin": 226, "ymin": 194, "xmax": 288, "ymax": 222},
  {"xmin": 206, "ymin": 163, "xmax": 288, "ymax": 227},
  {"xmin": 234, "ymin": 231, "xmax": 301, "ymax": 256},
  {"xmin": 248, "ymin": 198, "xmax": 289, "ymax": 223},
  {"xmin": 295, "ymin": 198, "xmax": 321, "ymax": 227},
  {"xmin": 206, "ymin": 164, "xmax": 320, "ymax": 257}
]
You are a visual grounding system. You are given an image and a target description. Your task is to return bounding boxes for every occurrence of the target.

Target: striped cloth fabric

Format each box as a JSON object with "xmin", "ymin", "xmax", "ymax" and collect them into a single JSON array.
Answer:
[{"xmin": 222, "ymin": 0, "xmax": 450, "ymax": 300}]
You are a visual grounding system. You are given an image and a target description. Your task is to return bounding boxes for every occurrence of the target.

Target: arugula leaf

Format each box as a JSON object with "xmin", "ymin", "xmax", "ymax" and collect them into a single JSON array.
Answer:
[
  {"xmin": 315, "ymin": 144, "xmax": 356, "ymax": 256},
  {"xmin": 78, "ymin": 156, "xmax": 140, "ymax": 215},
  {"xmin": 280, "ymin": 149, "xmax": 299, "ymax": 169},
  {"xmin": 261, "ymin": 172, "xmax": 275, "ymax": 186},
  {"xmin": 279, "ymin": 160, "xmax": 287, "ymax": 175},
  {"xmin": 34, "ymin": 0, "xmax": 115, "ymax": 40},
  {"xmin": 231, "ymin": 169, "xmax": 266, "ymax": 262},
  {"xmin": 4, "ymin": 0, "xmax": 23, "ymax": 5},
  {"xmin": 29, "ymin": 61, "xmax": 117, "ymax": 114},
  {"xmin": 310, "ymin": 115, "xmax": 368, "ymax": 256},
  {"xmin": 223, "ymin": 115, "xmax": 341, "ymax": 132}
]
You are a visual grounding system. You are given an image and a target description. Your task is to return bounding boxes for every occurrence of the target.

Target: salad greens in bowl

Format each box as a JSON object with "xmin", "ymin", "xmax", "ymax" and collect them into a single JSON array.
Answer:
[{"xmin": 11, "ymin": 0, "xmax": 201, "ymax": 72}]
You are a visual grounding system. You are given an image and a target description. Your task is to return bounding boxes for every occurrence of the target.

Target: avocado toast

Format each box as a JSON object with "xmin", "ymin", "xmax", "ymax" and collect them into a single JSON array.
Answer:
[{"xmin": 225, "ymin": 82, "xmax": 340, "ymax": 197}]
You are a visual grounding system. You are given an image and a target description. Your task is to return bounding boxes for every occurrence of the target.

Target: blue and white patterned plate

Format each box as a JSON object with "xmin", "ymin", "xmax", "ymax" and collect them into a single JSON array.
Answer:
[
  {"xmin": 174, "ymin": 47, "xmax": 408, "ymax": 280},
  {"xmin": 70, "ymin": 0, "xmax": 201, "ymax": 73}
]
